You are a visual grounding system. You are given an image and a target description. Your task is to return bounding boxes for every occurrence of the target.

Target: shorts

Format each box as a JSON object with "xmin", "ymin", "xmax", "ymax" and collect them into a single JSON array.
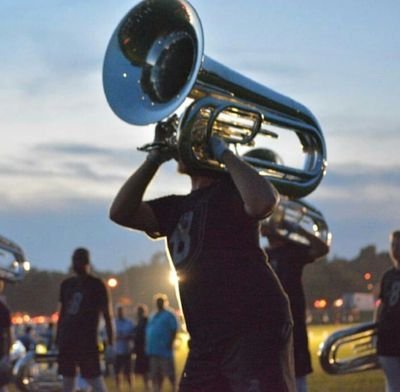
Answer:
[
  {"xmin": 134, "ymin": 351, "xmax": 150, "ymax": 374},
  {"xmin": 114, "ymin": 354, "xmax": 132, "ymax": 375},
  {"xmin": 58, "ymin": 351, "xmax": 101, "ymax": 379},
  {"xmin": 149, "ymin": 355, "xmax": 175, "ymax": 381},
  {"xmin": 179, "ymin": 322, "xmax": 295, "ymax": 392}
]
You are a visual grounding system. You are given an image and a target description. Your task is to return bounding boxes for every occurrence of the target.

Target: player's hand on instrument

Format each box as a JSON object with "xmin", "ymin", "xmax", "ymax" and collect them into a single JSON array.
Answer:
[
  {"xmin": 147, "ymin": 148, "xmax": 175, "ymax": 165},
  {"xmin": 209, "ymin": 135, "xmax": 229, "ymax": 162},
  {"xmin": 146, "ymin": 117, "xmax": 178, "ymax": 165}
]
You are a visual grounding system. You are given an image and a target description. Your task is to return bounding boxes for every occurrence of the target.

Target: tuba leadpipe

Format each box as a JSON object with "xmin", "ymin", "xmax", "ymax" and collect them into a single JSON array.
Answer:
[
  {"xmin": 318, "ymin": 322, "xmax": 379, "ymax": 375},
  {"xmin": 103, "ymin": 0, "xmax": 327, "ymax": 198}
]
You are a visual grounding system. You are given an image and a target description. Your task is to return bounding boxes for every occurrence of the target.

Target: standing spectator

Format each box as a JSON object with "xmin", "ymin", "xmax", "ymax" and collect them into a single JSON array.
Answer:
[
  {"xmin": 114, "ymin": 305, "xmax": 135, "ymax": 391},
  {"xmin": 146, "ymin": 294, "xmax": 178, "ymax": 392},
  {"xmin": 0, "ymin": 280, "xmax": 11, "ymax": 392},
  {"xmin": 42, "ymin": 322, "xmax": 55, "ymax": 351},
  {"xmin": 133, "ymin": 304, "xmax": 150, "ymax": 391},
  {"xmin": 376, "ymin": 230, "xmax": 400, "ymax": 392},
  {"xmin": 17, "ymin": 325, "xmax": 36, "ymax": 352},
  {"xmin": 56, "ymin": 247, "xmax": 114, "ymax": 392},
  {"xmin": 262, "ymin": 215, "xmax": 329, "ymax": 392}
]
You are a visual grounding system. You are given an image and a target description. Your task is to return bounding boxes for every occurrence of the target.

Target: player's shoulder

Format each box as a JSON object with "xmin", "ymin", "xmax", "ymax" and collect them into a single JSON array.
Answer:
[
  {"xmin": 384, "ymin": 267, "xmax": 400, "ymax": 280},
  {"xmin": 87, "ymin": 274, "xmax": 107, "ymax": 288},
  {"xmin": 61, "ymin": 275, "xmax": 78, "ymax": 287}
]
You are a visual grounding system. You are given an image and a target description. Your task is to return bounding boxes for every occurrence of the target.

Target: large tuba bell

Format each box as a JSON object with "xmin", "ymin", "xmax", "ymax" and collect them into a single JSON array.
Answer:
[
  {"xmin": 0, "ymin": 234, "xmax": 30, "ymax": 283},
  {"xmin": 103, "ymin": 0, "xmax": 327, "ymax": 198},
  {"xmin": 262, "ymin": 197, "xmax": 332, "ymax": 251},
  {"xmin": 318, "ymin": 322, "xmax": 379, "ymax": 375}
]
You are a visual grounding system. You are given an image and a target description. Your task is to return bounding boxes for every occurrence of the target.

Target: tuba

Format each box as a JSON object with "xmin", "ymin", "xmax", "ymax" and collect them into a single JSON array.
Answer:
[
  {"xmin": 262, "ymin": 198, "xmax": 332, "ymax": 251},
  {"xmin": 318, "ymin": 322, "xmax": 379, "ymax": 375},
  {"xmin": 102, "ymin": 0, "xmax": 327, "ymax": 198},
  {"xmin": 0, "ymin": 234, "xmax": 30, "ymax": 283}
]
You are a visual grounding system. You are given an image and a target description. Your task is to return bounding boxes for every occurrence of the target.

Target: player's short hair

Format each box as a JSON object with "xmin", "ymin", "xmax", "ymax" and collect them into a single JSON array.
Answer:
[
  {"xmin": 391, "ymin": 230, "xmax": 400, "ymax": 240},
  {"xmin": 137, "ymin": 304, "xmax": 148, "ymax": 316},
  {"xmin": 72, "ymin": 247, "xmax": 90, "ymax": 275},
  {"xmin": 243, "ymin": 148, "xmax": 283, "ymax": 165},
  {"xmin": 154, "ymin": 293, "xmax": 168, "ymax": 308}
]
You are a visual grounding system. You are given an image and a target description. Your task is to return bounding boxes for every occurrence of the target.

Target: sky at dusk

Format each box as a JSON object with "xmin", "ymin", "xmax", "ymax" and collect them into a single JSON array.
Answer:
[{"xmin": 1, "ymin": 0, "xmax": 399, "ymax": 272}]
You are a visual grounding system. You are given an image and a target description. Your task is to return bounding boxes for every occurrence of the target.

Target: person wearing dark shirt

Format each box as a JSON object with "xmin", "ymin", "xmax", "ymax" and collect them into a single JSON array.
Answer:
[
  {"xmin": 0, "ymin": 280, "xmax": 11, "ymax": 392},
  {"xmin": 376, "ymin": 230, "xmax": 400, "ymax": 392},
  {"xmin": 41, "ymin": 322, "xmax": 55, "ymax": 351},
  {"xmin": 109, "ymin": 132, "xmax": 295, "ymax": 392},
  {"xmin": 56, "ymin": 247, "xmax": 114, "ymax": 392},
  {"xmin": 133, "ymin": 304, "xmax": 150, "ymax": 391},
  {"xmin": 17, "ymin": 325, "xmax": 35, "ymax": 352},
  {"xmin": 261, "ymin": 217, "xmax": 329, "ymax": 392}
]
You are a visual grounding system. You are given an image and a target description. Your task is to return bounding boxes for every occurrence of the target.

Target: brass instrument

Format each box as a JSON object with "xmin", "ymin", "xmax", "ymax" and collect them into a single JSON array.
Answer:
[
  {"xmin": 103, "ymin": 0, "xmax": 327, "ymax": 198},
  {"xmin": 263, "ymin": 198, "xmax": 332, "ymax": 250},
  {"xmin": 0, "ymin": 234, "xmax": 30, "ymax": 283},
  {"xmin": 318, "ymin": 322, "xmax": 380, "ymax": 375}
]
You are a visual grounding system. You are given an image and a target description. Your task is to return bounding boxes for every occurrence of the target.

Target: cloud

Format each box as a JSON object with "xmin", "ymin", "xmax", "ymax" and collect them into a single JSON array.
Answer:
[
  {"xmin": 0, "ymin": 198, "xmax": 166, "ymax": 272},
  {"xmin": 1, "ymin": 162, "xmax": 397, "ymax": 271},
  {"xmin": 1, "ymin": 141, "xmax": 399, "ymax": 207}
]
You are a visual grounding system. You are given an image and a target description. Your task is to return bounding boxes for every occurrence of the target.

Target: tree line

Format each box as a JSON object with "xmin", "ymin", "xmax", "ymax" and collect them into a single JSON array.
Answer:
[{"xmin": 4, "ymin": 245, "xmax": 392, "ymax": 317}]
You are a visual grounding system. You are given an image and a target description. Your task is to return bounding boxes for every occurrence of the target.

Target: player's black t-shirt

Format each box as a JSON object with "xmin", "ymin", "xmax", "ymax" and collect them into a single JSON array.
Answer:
[
  {"xmin": 267, "ymin": 243, "xmax": 314, "ymax": 376},
  {"xmin": 377, "ymin": 267, "xmax": 400, "ymax": 356},
  {"xmin": 148, "ymin": 178, "xmax": 292, "ymax": 346},
  {"xmin": 57, "ymin": 275, "xmax": 108, "ymax": 352},
  {"xmin": 0, "ymin": 300, "xmax": 11, "ymax": 357}
]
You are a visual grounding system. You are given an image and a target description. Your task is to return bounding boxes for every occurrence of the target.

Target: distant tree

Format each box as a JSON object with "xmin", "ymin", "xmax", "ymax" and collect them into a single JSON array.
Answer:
[
  {"xmin": 4, "ymin": 245, "xmax": 392, "ymax": 318},
  {"xmin": 303, "ymin": 245, "xmax": 392, "ymax": 306},
  {"xmin": 5, "ymin": 268, "xmax": 64, "ymax": 315}
]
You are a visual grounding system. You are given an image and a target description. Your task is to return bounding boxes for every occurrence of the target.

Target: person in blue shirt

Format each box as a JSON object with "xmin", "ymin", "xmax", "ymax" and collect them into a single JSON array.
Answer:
[
  {"xmin": 114, "ymin": 305, "xmax": 135, "ymax": 391},
  {"xmin": 146, "ymin": 294, "xmax": 178, "ymax": 392}
]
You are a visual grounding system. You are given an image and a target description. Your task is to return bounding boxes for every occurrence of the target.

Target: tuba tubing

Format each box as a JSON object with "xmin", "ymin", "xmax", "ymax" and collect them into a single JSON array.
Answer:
[
  {"xmin": 261, "ymin": 198, "xmax": 332, "ymax": 250},
  {"xmin": 318, "ymin": 322, "xmax": 380, "ymax": 375}
]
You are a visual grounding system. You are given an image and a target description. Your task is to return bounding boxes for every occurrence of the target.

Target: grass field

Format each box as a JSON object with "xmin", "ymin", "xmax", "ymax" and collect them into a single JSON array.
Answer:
[{"xmin": 9, "ymin": 324, "xmax": 386, "ymax": 391}]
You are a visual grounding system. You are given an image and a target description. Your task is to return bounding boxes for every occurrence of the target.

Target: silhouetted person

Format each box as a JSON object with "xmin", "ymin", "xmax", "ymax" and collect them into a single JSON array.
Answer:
[
  {"xmin": 262, "ymin": 217, "xmax": 329, "ymax": 392},
  {"xmin": 133, "ymin": 304, "xmax": 150, "ymax": 391},
  {"xmin": 376, "ymin": 230, "xmax": 400, "ymax": 392},
  {"xmin": 56, "ymin": 247, "xmax": 114, "ymax": 392},
  {"xmin": 41, "ymin": 322, "xmax": 55, "ymax": 351},
  {"xmin": 109, "ymin": 129, "xmax": 295, "ymax": 391},
  {"xmin": 0, "ymin": 280, "xmax": 11, "ymax": 392},
  {"xmin": 17, "ymin": 325, "xmax": 36, "ymax": 352}
]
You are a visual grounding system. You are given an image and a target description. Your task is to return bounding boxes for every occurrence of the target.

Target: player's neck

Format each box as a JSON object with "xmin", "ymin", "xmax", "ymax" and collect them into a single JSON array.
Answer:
[{"xmin": 190, "ymin": 176, "xmax": 219, "ymax": 191}]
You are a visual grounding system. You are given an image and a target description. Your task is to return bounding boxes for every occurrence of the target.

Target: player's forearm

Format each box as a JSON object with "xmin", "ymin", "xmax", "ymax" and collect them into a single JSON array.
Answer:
[
  {"xmin": 374, "ymin": 302, "xmax": 383, "ymax": 323},
  {"xmin": 4, "ymin": 329, "xmax": 11, "ymax": 356},
  {"xmin": 222, "ymin": 150, "xmax": 279, "ymax": 218},
  {"xmin": 109, "ymin": 157, "xmax": 160, "ymax": 225}
]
